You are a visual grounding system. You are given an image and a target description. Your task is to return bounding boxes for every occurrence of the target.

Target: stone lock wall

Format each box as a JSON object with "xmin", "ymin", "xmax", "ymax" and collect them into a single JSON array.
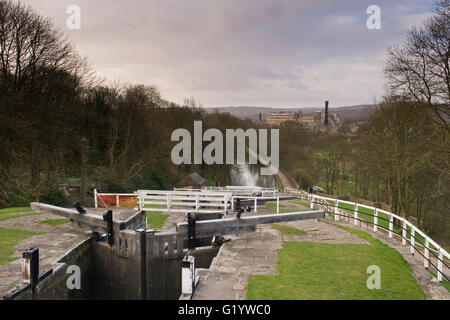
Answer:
[
  {"xmin": 11, "ymin": 238, "xmax": 94, "ymax": 300},
  {"xmin": 7, "ymin": 211, "xmax": 185, "ymax": 300}
]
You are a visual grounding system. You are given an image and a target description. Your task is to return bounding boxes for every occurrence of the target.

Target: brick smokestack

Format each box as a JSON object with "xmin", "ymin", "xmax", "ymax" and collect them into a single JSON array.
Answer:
[{"xmin": 325, "ymin": 100, "xmax": 329, "ymax": 125}]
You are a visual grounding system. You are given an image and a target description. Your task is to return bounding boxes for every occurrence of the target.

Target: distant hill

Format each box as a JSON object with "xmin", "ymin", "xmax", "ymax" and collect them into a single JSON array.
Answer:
[{"xmin": 204, "ymin": 104, "xmax": 375, "ymax": 123}]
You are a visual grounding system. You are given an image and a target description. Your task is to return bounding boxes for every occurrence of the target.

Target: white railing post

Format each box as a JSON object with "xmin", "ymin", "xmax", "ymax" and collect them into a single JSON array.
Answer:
[
  {"xmin": 231, "ymin": 197, "xmax": 234, "ymax": 211},
  {"xmin": 424, "ymin": 238, "xmax": 429, "ymax": 269},
  {"xmin": 254, "ymin": 198, "xmax": 257, "ymax": 213},
  {"xmin": 195, "ymin": 194, "xmax": 199, "ymax": 211},
  {"xmin": 182, "ymin": 256, "xmax": 196, "ymax": 296},
  {"xmin": 389, "ymin": 214, "xmax": 393, "ymax": 238},
  {"xmin": 139, "ymin": 194, "xmax": 143, "ymax": 211},
  {"xmin": 116, "ymin": 195, "xmax": 120, "ymax": 208},
  {"xmin": 402, "ymin": 221, "xmax": 407, "ymax": 245},
  {"xmin": 374, "ymin": 208, "xmax": 378, "ymax": 232},
  {"xmin": 334, "ymin": 199, "xmax": 339, "ymax": 221},
  {"xmin": 167, "ymin": 194, "xmax": 171, "ymax": 213},
  {"xmin": 310, "ymin": 193, "xmax": 448, "ymax": 280},
  {"xmin": 437, "ymin": 250, "xmax": 443, "ymax": 282},
  {"xmin": 224, "ymin": 196, "xmax": 227, "ymax": 213},
  {"xmin": 94, "ymin": 189, "xmax": 98, "ymax": 208},
  {"xmin": 277, "ymin": 197, "xmax": 280, "ymax": 214}
]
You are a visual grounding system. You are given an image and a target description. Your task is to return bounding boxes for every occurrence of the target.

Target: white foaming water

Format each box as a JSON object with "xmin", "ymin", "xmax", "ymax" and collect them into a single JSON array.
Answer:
[{"xmin": 231, "ymin": 164, "xmax": 259, "ymax": 186}]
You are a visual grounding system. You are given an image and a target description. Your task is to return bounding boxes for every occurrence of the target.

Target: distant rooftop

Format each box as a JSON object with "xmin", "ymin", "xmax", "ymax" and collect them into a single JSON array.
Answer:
[
  {"xmin": 190, "ymin": 172, "xmax": 206, "ymax": 186},
  {"xmin": 268, "ymin": 112, "xmax": 298, "ymax": 116}
]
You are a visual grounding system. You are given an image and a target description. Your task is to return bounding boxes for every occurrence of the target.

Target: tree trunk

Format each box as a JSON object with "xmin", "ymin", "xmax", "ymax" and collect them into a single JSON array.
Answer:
[
  {"xmin": 31, "ymin": 140, "xmax": 40, "ymax": 198},
  {"xmin": 80, "ymin": 137, "xmax": 88, "ymax": 202}
]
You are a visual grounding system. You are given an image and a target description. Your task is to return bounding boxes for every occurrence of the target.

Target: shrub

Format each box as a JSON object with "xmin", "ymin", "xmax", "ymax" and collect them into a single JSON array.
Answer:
[{"xmin": 39, "ymin": 185, "xmax": 68, "ymax": 207}]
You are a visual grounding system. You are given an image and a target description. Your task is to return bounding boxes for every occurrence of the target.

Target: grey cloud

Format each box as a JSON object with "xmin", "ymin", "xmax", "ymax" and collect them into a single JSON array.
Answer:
[{"xmin": 23, "ymin": 0, "xmax": 433, "ymax": 107}]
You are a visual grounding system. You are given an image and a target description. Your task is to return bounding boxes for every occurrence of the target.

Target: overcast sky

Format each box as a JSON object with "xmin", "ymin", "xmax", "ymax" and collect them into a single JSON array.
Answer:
[{"xmin": 22, "ymin": 0, "xmax": 434, "ymax": 108}]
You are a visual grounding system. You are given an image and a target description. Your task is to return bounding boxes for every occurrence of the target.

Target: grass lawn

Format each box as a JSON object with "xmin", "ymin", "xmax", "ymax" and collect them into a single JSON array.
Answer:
[
  {"xmin": 272, "ymin": 224, "xmax": 307, "ymax": 236},
  {"xmin": 0, "ymin": 207, "xmax": 43, "ymax": 222},
  {"xmin": 276, "ymin": 208, "xmax": 310, "ymax": 213},
  {"xmin": 290, "ymin": 199, "xmax": 311, "ymax": 208},
  {"xmin": 41, "ymin": 218, "xmax": 70, "ymax": 225},
  {"xmin": 142, "ymin": 204, "xmax": 167, "ymax": 209},
  {"xmin": 0, "ymin": 212, "xmax": 43, "ymax": 222},
  {"xmin": 274, "ymin": 174, "xmax": 284, "ymax": 192},
  {"xmin": 0, "ymin": 228, "xmax": 46, "ymax": 265},
  {"xmin": 246, "ymin": 224, "xmax": 426, "ymax": 300},
  {"xmin": 335, "ymin": 202, "xmax": 389, "ymax": 229},
  {"xmin": 265, "ymin": 202, "xmax": 310, "ymax": 214},
  {"xmin": 146, "ymin": 211, "xmax": 169, "ymax": 230},
  {"xmin": 428, "ymin": 270, "xmax": 449, "ymax": 292},
  {"xmin": 334, "ymin": 202, "xmax": 436, "ymax": 251},
  {"xmin": 205, "ymin": 178, "xmax": 217, "ymax": 187},
  {"xmin": 265, "ymin": 202, "xmax": 285, "ymax": 209},
  {"xmin": 0, "ymin": 207, "xmax": 32, "ymax": 214}
]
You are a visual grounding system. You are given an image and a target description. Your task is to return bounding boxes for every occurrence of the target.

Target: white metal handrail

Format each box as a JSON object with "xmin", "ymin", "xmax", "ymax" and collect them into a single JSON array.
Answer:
[{"xmin": 284, "ymin": 188, "xmax": 449, "ymax": 283}]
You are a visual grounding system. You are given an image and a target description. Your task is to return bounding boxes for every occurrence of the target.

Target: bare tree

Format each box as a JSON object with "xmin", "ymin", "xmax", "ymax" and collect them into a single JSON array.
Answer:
[
  {"xmin": 356, "ymin": 98, "xmax": 445, "ymax": 224},
  {"xmin": 0, "ymin": 0, "xmax": 90, "ymax": 193},
  {"xmin": 384, "ymin": 0, "xmax": 450, "ymax": 137}
]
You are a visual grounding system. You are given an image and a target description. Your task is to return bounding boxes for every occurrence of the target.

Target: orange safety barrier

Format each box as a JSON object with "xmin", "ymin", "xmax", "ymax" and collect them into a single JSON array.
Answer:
[{"xmin": 96, "ymin": 195, "xmax": 139, "ymax": 208}]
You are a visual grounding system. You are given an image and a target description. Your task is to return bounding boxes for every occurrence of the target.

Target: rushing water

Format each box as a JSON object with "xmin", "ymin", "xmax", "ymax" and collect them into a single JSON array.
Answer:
[{"xmin": 230, "ymin": 164, "xmax": 278, "ymax": 188}]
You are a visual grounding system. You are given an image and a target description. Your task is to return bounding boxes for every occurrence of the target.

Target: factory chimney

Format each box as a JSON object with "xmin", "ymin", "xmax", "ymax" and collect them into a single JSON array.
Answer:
[{"xmin": 325, "ymin": 100, "xmax": 329, "ymax": 126}]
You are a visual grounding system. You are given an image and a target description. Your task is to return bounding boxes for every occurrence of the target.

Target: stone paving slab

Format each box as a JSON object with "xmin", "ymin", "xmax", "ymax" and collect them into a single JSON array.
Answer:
[
  {"xmin": 0, "ymin": 212, "xmax": 66, "ymax": 232},
  {"xmin": 279, "ymin": 219, "xmax": 368, "ymax": 244},
  {"xmin": 161, "ymin": 212, "xmax": 186, "ymax": 231},
  {"xmin": 192, "ymin": 224, "xmax": 282, "ymax": 300}
]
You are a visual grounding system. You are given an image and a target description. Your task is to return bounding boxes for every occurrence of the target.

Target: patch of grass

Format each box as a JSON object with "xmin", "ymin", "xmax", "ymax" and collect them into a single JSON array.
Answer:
[
  {"xmin": 0, "ymin": 207, "xmax": 32, "ymax": 214},
  {"xmin": 265, "ymin": 202, "xmax": 285, "ymax": 208},
  {"xmin": 143, "ymin": 204, "xmax": 167, "ymax": 209},
  {"xmin": 334, "ymin": 203, "xmax": 436, "ymax": 251},
  {"xmin": 0, "ymin": 228, "xmax": 46, "ymax": 265},
  {"xmin": 428, "ymin": 270, "xmax": 450, "ymax": 292},
  {"xmin": 205, "ymin": 178, "xmax": 217, "ymax": 187},
  {"xmin": 275, "ymin": 208, "xmax": 310, "ymax": 214},
  {"xmin": 0, "ymin": 212, "xmax": 43, "ymax": 222},
  {"xmin": 272, "ymin": 224, "xmax": 307, "ymax": 236},
  {"xmin": 146, "ymin": 211, "xmax": 169, "ymax": 230},
  {"xmin": 290, "ymin": 199, "xmax": 311, "ymax": 208},
  {"xmin": 274, "ymin": 174, "xmax": 284, "ymax": 192},
  {"xmin": 337, "ymin": 202, "xmax": 386, "ymax": 228},
  {"xmin": 324, "ymin": 200, "xmax": 392, "ymax": 232},
  {"xmin": 246, "ymin": 224, "xmax": 426, "ymax": 300},
  {"xmin": 265, "ymin": 202, "xmax": 309, "ymax": 214},
  {"xmin": 41, "ymin": 218, "xmax": 70, "ymax": 226}
]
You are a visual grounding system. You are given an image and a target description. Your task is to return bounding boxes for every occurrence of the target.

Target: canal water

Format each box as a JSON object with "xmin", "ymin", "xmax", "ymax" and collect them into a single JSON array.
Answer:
[{"xmin": 230, "ymin": 164, "xmax": 278, "ymax": 188}]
